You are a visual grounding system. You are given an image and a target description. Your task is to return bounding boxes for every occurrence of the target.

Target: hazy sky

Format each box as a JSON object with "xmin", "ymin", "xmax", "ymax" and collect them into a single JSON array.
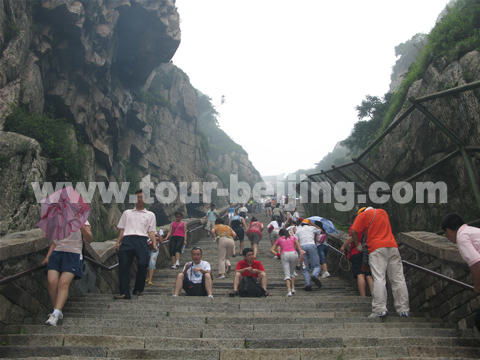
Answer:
[{"xmin": 172, "ymin": 0, "xmax": 449, "ymax": 177}]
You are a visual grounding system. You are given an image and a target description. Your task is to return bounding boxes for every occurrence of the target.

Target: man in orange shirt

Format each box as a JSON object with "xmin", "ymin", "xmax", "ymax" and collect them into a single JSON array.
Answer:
[{"xmin": 351, "ymin": 207, "xmax": 409, "ymax": 318}]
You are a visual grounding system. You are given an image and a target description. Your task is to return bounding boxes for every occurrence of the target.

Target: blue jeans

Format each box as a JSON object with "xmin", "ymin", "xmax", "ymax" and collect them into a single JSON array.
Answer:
[
  {"xmin": 317, "ymin": 244, "xmax": 329, "ymax": 265},
  {"xmin": 301, "ymin": 243, "xmax": 321, "ymax": 286}
]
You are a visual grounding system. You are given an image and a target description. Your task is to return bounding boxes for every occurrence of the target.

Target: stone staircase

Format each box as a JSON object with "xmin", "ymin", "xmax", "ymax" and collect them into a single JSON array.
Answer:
[{"xmin": 1, "ymin": 210, "xmax": 479, "ymax": 359}]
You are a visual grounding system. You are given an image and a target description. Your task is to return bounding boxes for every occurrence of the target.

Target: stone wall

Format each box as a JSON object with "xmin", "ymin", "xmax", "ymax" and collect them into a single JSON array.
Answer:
[
  {"xmin": 0, "ymin": 205, "xmax": 228, "ymax": 333},
  {"xmin": 326, "ymin": 230, "xmax": 478, "ymax": 329}
]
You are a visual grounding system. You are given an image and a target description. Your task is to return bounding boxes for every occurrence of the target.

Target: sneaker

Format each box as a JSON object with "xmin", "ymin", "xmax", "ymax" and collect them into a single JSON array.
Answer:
[
  {"xmin": 311, "ymin": 275, "xmax": 323, "ymax": 288},
  {"xmin": 273, "ymin": 255, "xmax": 278, "ymax": 259},
  {"xmin": 368, "ymin": 311, "xmax": 388, "ymax": 318},
  {"xmin": 172, "ymin": 294, "xmax": 178, "ymax": 298},
  {"xmin": 218, "ymin": 275, "xmax": 225, "ymax": 279},
  {"xmin": 170, "ymin": 265, "xmax": 177, "ymax": 269},
  {"xmin": 293, "ymin": 271, "xmax": 298, "ymax": 277},
  {"xmin": 175, "ymin": 260, "xmax": 180, "ymax": 266},
  {"xmin": 45, "ymin": 313, "xmax": 58, "ymax": 326},
  {"xmin": 400, "ymin": 311, "xmax": 409, "ymax": 317},
  {"xmin": 304, "ymin": 285, "xmax": 312, "ymax": 291},
  {"xmin": 286, "ymin": 292, "xmax": 292, "ymax": 297},
  {"xmin": 226, "ymin": 264, "xmax": 231, "ymax": 274},
  {"xmin": 321, "ymin": 271, "xmax": 330, "ymax": 278},
  {"xmin": 291, "ymin": 288, "xmax": 296, "ymax": 294},
  {"xmin": 208, "ymin": 295, "xmax": 214, "ymax": 298}
]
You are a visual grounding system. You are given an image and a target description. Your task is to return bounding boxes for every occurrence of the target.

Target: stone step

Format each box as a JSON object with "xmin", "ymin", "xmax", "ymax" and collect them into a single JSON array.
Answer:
[
  {"xmin": 11, "ymin": 320, "xmax": 455, "ymax": 338},
  {"xmin": 6, "ymin": 207, "xmax": 478, "ymax": 359},
  {"xmin": 4, "ymin": 332, "xmax": 480, "ymax": 352},
  {"xmin": 2, "ymin": 346, "xmax": 479, "ymax": 360},
  {"xmin": 53, "ymin": 314, "xmax": 444, "ymax": 328}
]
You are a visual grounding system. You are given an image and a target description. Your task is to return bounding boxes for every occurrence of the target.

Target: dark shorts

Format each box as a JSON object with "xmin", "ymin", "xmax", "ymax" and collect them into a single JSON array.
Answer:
[
  {"xmin": 182, "ymin": 275, "xmax": 209, "ymax": 296},
  {"xmin": 46, "ymin": 251, "xmax": 83, "ymax": 280},
  {"xmin": 351, "ymin": 253, "xmax": 372, "ymax": 278},
  {"xmin": 247, "ymin": 232, "xmax": 261, "ymax": 244},
  {"xmin": 232, "ymin": 227, "xmax": 245, "ymax": 241},
  {"xmin": 169, "ymin": 236, "xmax": 184, "ymax": 257}
]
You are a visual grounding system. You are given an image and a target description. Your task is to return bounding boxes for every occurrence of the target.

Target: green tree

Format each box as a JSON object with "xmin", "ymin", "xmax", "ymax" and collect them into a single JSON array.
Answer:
[{"xmin": 341, "ymin": 93, "xmax": 393, "ymax": 154}]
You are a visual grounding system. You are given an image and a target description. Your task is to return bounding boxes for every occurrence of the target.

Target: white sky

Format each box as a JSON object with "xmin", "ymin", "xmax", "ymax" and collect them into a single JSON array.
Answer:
[{"xmin": 172, "ymin": 0, "xmax": 449, "ymax": 177}]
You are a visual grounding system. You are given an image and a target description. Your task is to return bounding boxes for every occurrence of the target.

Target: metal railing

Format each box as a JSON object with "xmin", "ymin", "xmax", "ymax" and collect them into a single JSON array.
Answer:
[
  {"xmin": 327, "ymin": 242, "xmax": 474, "ymax": 292},
  {"xmin": 0, "ymin": 256, "xmax": 118, "ymax": 286},
  {"xmin": 298, "ymin": 80, "xmax": 480, "ymax": 227}
]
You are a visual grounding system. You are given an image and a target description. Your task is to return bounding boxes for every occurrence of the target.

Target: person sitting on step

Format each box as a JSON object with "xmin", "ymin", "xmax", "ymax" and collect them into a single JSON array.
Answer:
[
  {"xmin": 172, "ymin": 246, "xmax": 213, "ymax": 298},
  {"xmin": 229, "ymin": 248, "xmax": 269, "ymax": 297}
]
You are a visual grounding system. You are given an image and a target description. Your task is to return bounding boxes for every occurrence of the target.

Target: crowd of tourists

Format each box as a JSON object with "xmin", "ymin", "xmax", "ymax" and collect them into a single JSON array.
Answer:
[{"xmin": 40, "ymin": 189, "xmax": 480, "ymax": 331}]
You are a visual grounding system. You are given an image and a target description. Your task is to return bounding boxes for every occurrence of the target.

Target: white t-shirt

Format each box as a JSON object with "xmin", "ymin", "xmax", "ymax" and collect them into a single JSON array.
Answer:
[
  {"xmin": 54, "ymin": 220, "xmax": 91, "ymax": 255},
  {"xmin": 295, "ymin": 225, "xmax": 320, "ymax": 246},
  {"xmin": 268, "ymin": 221, "xmax": 285, "ymax": 231},
  {"xmin": 238, "ymin": 207, "xmax": 248, "ymax": 214},
  {"xmin": 183, "ymin": 260, "xmax": 211, "ymax": 284},
  {"xmin": 117, "ymin": 208, "xmax": 156, "ymax": 237}
]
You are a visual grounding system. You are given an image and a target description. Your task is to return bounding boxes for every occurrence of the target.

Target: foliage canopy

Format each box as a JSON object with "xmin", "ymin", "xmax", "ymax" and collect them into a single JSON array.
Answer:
[{"xmin": 3, "ymin": 106, "xmax": 86, "ymax": 183}]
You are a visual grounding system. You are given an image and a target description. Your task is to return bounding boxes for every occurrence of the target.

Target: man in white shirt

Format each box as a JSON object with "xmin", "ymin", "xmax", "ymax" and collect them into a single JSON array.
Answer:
[
  {"xmin": 295, "ymin": 220, "xmax": 322, "ymax": 291},
  {"xmin": 173, "ymin": 246, "xmax": 213, "ymax": 297},
  {"xmin": 114, "ymin": 190, "xmax": 157, "ymax": 300}
]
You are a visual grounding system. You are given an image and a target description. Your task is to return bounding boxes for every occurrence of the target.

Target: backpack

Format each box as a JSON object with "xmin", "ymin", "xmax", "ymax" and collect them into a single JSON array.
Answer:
[{"xmin": 238, "ymin": 276, "xmax": 267, "ymax": 297}]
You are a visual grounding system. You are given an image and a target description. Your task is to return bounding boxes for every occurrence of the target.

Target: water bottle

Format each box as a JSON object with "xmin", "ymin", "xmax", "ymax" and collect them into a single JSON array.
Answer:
[{"xmin": 181, "ymin": 244, "xmax": 185, "ymax": 254}]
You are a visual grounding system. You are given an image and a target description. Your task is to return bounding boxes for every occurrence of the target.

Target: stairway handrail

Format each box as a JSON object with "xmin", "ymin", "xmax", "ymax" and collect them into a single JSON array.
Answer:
[
  {"xmin": 327, "ymin": 244, "xmax": 474, "ymax": 292},
  {"xmin": 401, "ymin": 260, "xmax": 474, "ymax": 292},
  {"xmin": 0, "ymin": 255, "xmax": 118, "ymax": 286}
]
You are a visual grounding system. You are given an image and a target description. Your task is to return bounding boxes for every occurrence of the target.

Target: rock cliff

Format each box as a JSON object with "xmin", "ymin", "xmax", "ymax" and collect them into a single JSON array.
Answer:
[
  {"xmin": 372, "ymin": 50, "xmax": 480, "ymax": 231},
  {"xmin": 0, "ymin": 0, "xmax": 261, "ymax": 238}
]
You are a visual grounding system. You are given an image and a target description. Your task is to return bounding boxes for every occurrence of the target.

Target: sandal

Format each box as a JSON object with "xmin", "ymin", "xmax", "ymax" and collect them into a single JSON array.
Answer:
[
  {"xmin": 229, "ymin": 290, "xmax": 238, "ymax": 297},
  {"xmin": 264, "ymin": 292, "xmax": 271, "ymax": 297}
]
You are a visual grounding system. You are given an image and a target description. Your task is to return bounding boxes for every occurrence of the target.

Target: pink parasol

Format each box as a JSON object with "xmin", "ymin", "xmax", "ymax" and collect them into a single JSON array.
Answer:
[{"xmin": 36, "ymin": 186, "xmax": 91, "ymax": 240}]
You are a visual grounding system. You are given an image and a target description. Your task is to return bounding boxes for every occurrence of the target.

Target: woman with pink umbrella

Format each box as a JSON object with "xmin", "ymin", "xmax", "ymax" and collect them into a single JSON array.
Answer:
[{"xmin": 37, "ymin": 186, "xmax": 92, "ymax": 326}]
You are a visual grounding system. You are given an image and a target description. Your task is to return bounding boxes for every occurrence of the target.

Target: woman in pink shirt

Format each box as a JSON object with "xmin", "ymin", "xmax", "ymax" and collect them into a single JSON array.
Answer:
[
  {"xmin": 270, "ymin": 229, "xmax": 304, "ymax": 296},
  {"xmin": 164, "ymin": 211, "xmax": 187, "ymax": 269},
  {"xmin": 246, "ymin": 217, "xmax": 264, "ymax": 259}
]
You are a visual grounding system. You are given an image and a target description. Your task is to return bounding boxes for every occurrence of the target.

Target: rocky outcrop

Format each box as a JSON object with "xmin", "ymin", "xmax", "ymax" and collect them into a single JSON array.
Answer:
[
  {"xmin": 0, "ymin": 132, "xmax": 47, "ymax": 235},
  {"xmin": 372, "ymin": 50, "xmax": 480, "ymax": 231},
  {"xmin": 0, "ymin": 0, "xmax": 262, "ymax": 237}
]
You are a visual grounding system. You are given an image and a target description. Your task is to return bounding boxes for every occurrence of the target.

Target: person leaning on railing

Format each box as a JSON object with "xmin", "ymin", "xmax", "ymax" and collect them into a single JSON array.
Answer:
[{"xmin": 441, "ymin": 213, "xmax": 480, "ymax": 331}]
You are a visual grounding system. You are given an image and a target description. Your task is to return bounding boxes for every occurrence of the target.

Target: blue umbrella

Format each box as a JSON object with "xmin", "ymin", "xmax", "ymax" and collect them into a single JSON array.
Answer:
[{"xmin": 307, "ymin": 216, "xmax": 339, "ymax": 234}]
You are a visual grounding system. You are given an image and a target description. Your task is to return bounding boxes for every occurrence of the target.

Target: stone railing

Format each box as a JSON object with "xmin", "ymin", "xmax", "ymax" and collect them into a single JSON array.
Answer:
[
  {"xmin": 0, "ymin": 205, "xmax": 229, "ymax": 333},
  {"xmin": 326, "ymin": 230, "xmax": 477, "ymax": 329}
]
